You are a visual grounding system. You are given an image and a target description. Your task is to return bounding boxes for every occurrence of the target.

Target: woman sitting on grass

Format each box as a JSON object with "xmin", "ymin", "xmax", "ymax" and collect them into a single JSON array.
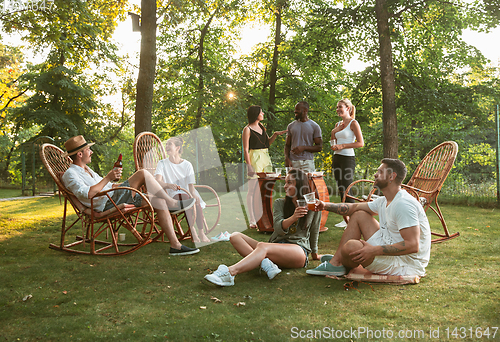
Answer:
[{"xmin": 204, "ymin": 168, "xmax": 320, "ymax": 286}]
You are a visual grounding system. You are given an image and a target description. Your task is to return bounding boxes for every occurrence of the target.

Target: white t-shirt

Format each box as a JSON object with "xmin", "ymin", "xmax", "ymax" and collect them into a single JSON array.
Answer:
[
  {"xmin": 367, "ymin": 189, "xmax": 431, "ymax": 276},
  {"xmin": 62, "ymin": 164, "xmax": 114, "ymax": 212},
  {"xmin": 154, "ymin": 159, "xmax": 206, "ymax": 209}
]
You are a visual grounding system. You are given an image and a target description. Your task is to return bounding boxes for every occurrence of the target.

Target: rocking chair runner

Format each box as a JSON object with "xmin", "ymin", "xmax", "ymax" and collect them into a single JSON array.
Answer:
[
  {"xmin": 343, "ymin": 141, "xmax": 459, "ymax": 243},
  {"xmin": 133, "ymin": 132, "xmax": 222, "ymax": 242},
  {"xmin": 40, "ymin": 143, "xmax": 156, "ymax": 256}
]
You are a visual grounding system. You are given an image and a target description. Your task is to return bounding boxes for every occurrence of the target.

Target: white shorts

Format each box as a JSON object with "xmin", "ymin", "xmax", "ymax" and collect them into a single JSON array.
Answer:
[{"xmin": 365, "ymin": 230, "xmax": 425, "ymax": 276}]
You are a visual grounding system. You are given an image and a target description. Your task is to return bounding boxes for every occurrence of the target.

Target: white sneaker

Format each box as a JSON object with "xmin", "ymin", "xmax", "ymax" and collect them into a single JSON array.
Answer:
[
  {"xmin": 211, "ymin": 232, "xmax": 230, "ymax": 242},
  {"xmin": 335, "ymin": 220, "xmax": 347, "ymax": 228},
  {"xmin": 204, "ymin": 265, "xmax": 234, "ymax": 286},
  {"xmin": 260, "ymin": 258, "xmax": 282, "ymax": 280},
  {"xmin": 210, "ymin": 232, "xmax": 223, "ymax": 241}
]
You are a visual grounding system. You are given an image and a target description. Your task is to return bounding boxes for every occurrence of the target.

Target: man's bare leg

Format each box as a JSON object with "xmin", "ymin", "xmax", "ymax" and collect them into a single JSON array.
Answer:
[
  {"xmin": 155, "ymin": 209, "xmax": 182, "ymax": 250},
  {"xmin": 306, "ymin": 211, "xmax": 379, "ymax": 276},
  {"xmin": 329, "ymin": 210, "xmax": 379, "ymax": 267},
  {"xmin": 340, "ymin": 239, "xmax": 376, "ymax": 269},
  {"xmin": 127, "ymin": 170, "xmax": 177, "ymax": 208},
  {"xmin": 147, "ymin": 196, "xmax": 199, "ymax": 255}
]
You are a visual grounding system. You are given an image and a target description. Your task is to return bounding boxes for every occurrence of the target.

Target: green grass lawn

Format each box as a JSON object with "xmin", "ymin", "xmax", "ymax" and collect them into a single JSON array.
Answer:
[
  {"xmin": 0, "ymin": 195, "xmax": 499, "ymax": 341},
  {"xmin": 0, "ymin": 188, "xmax": 23, "ymax": 199}
]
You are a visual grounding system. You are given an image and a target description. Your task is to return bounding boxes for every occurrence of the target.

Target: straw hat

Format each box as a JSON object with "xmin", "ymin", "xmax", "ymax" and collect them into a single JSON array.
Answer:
[{"xmin": 63, "ymin": 135, "xmax": 95, "ymax": 157}]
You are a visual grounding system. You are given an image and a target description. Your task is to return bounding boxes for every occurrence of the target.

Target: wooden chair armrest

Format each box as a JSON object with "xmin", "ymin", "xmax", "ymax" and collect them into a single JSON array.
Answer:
[
  {"xmin": 343, "ymin": 179, "xmax": 377, "ymax": 202},
  {"xmin": 177, "ymin": 187, "xmax": 191, "ymax": 198},
  {"xmin": 193, "ymin": 184, "xmax": 214, "ymax": 191},
  {"xmin": 193, "ymin": 185, "xmax": 219, "ymax": 198},
  {"xmin": 84, "ymin": 203, "xmax": 137, "ymax": 218},
  {"xmin": 401, "ymin": 184, "xmax": 436, "ymax": 207},
  {"xmin": 400, "ymin": 184, "xmax": 434, "ymax": 196}
]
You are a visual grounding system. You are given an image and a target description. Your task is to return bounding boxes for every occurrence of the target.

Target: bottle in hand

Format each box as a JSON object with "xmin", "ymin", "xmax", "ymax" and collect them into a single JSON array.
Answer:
[{"xmin": 113, "ymin": 153, "xmax": 123, "ymax": 181}]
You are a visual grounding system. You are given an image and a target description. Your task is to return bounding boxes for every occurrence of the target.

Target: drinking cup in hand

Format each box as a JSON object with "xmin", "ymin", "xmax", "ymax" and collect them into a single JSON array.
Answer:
[{"xmin": 297, "ymin": 199, "xmax": 307, "ymax": 208}]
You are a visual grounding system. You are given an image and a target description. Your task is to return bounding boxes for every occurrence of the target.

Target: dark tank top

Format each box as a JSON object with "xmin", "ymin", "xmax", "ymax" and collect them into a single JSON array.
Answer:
[{"xmin": 248, "ymin": 123, "xmax": 270, "ymax": 149}]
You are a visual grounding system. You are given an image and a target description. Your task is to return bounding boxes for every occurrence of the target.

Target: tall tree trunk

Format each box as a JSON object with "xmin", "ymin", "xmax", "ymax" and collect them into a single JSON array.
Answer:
[
  {"xmin": 194, "ymin": 11, "xmax": 216, "ymax": 130},
  {"xmin": 134, "ymin": 0, "xmax": 156, "ymax": 136},
  {"xmin": 375, "ymin": 0, "xmax": 398, "ymax": 158},
  {"xmin": 268, "ymin": 4, "xmax": 282, "ymax": 132},
  {"xmin": 194, "ymin": 11, "xmax": 216, "ymax": 184}
]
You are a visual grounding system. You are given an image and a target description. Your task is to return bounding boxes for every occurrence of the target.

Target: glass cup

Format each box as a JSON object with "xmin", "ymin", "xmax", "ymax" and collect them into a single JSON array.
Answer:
[
  {"xmin": 304, "ymin": 192, "xmax": 317, "ymax": 211},
  {"xmin": 330, "ymin": 139, "xmax": 337, "ymax": 147},
  {"xmin": 275, "ymin": 168, "xmax": 282, "ymax": 176}
]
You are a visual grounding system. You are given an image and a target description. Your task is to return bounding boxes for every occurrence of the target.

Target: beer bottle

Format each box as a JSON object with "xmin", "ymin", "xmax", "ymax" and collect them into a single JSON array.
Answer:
[{"xmin": 113, "ymin": 154, "xmax": 122, "ymax": 181}]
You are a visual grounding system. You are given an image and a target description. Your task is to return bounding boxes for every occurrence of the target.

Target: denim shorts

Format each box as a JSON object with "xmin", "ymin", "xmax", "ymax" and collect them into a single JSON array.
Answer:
[
  {"xmin": 275, "ymin": 240, "xmax": 309, "ymax": 267},
  {"xmin": 103, "ymin": 180, "xmax": 143, "ymax": 211}
]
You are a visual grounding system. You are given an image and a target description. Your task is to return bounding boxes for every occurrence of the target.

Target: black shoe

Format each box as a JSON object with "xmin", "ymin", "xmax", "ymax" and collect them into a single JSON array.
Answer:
[
  {"xmin": 169, "ymin": 198, "xmax": 196, "ymax": 215},
  {"xmin": 169, "ymin": 245, "xmax": 200, "ymax": 256}
]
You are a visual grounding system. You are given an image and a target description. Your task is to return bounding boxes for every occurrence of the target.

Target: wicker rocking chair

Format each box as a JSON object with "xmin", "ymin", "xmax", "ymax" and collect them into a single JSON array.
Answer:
[
  {"xmin": 133, "ymin": 132, "xmax": 221, "ymax": 242},
  {"xmin": 343, "ymin": 141, "xmax": 460, "ymax": 243},
  {"xmin": 40, "ymin": 143, "xmax": 156, "ymax": 256}
]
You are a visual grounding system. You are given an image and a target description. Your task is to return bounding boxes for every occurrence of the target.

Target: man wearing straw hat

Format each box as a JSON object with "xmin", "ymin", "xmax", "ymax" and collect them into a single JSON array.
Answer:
[{"xmin": 61, "ymin": 135, "xmax": 200, "ymax": 256}]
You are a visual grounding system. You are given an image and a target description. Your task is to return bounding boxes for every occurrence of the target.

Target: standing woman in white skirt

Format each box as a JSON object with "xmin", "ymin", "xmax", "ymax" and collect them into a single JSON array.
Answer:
[{"xmin": 242, "ymin": 105, "xmax": 287, "ymax": 229}]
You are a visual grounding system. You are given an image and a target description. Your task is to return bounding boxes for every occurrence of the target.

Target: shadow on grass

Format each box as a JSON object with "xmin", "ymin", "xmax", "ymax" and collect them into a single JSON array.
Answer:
[{"xmin": 1, "ymin": 197, "xmax": 499, "ymax": 341}]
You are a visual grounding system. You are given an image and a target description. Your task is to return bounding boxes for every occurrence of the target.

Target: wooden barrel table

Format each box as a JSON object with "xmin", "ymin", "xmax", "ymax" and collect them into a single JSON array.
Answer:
[{"xmin": 253, "ymin": 172, "xmax": 329, "ymax": 232}]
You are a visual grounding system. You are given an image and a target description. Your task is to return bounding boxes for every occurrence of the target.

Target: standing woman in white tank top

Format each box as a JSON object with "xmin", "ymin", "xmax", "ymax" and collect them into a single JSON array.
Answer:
[{"xmin": 330, "ymin": 99, "xmax": 364, "ymax": 213}]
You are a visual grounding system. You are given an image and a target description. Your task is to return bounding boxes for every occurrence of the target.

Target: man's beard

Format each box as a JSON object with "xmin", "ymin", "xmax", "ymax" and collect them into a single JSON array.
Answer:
[{"xmin": 374, "ymin": 179, "xmax": 389, "ymax": 190}]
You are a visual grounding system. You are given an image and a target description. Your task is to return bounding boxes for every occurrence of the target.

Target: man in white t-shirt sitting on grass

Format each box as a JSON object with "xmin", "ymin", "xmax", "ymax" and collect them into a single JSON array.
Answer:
[{"xmin": 307, "ymin": 158, "xmax": 431, "ymax": 277}]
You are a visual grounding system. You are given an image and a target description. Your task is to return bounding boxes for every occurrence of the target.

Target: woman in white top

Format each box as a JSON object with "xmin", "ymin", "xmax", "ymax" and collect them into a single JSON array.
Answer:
[
  {"xmin": 155, "ymin": 137, "xmax": 210, "ymax": 242},
  {"xmin": 330, "ymin": 99, "xmax": 364, "ymax": 210}
]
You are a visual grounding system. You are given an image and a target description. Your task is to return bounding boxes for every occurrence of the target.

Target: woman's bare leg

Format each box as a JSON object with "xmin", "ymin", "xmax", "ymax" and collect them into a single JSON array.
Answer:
[
  {"xmin": 229, "ymin": 232, "xmax": 259, "ymax": 257},
  {"xmin": 172, "ymin": 193, "xmax": 208, "ymax": 243},
  {"xmin": 228, "ymin": 242, "xmax": 306, "ymax": 276},
  {"xmin": 194, "ymin": 205, "xmax": 210, "ymax": 242},
  {"xmin": 246, "ymin": 178, "xmax": 258, "ymax": 225}
]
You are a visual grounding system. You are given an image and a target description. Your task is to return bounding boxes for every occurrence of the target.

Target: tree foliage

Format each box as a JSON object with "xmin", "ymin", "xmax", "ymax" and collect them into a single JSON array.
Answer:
[
  {"xmin": 0, "ymin": 0, "xmax": 130, "ymax": 182},
  {"xmin": 0, "ymin": 0, "xmax": 499, "ymax": 192}
]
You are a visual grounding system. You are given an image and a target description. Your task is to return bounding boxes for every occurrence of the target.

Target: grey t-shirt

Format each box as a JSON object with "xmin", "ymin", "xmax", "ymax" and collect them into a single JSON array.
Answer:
[{"xmin": 287, "ymin": 119, "xmax": 322, "ymax": 161}]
